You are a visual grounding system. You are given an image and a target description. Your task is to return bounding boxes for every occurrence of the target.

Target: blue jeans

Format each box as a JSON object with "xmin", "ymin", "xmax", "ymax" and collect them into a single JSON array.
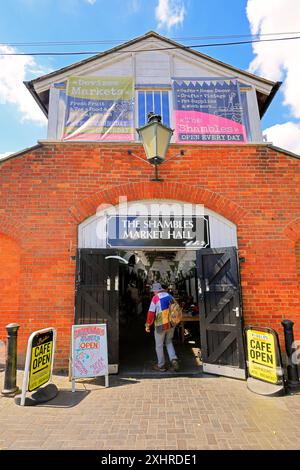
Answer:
[{"xmin": 154, "ymin": 327, "xmax": 178, "ymax": 367}]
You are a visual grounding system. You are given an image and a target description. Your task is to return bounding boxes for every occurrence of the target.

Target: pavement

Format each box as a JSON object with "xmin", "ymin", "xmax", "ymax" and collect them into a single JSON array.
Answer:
[{"xmin": 1, "ymin": 369, "xmax": 300, "ymax": 450}]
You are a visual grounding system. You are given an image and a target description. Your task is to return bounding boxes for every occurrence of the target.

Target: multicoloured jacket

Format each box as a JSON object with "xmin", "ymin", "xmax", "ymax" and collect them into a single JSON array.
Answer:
[{"xmin": 146, "ymin": 292, "xmax": 174, "ymax": 332}]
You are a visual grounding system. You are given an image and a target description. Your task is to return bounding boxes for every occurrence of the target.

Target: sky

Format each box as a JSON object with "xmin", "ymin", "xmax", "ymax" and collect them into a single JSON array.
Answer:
[{"xmin": 1, "ymin": 0, "xmax": 300, "ymax": 158}]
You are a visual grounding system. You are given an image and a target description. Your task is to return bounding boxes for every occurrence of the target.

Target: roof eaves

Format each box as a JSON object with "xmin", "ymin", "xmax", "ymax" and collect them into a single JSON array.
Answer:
[
  {"xmin": 259, "ymin": 81, "xmax": 282, "ymax": 118},
  {"xmin": 27, "ymin": 30, "xmax": 277, "ymax": 90},
  {"xmin": 28, "ymin": 31, "xmax": 160, "ymax": 87},
  {"xmin": 24, "ymin": 81, "xmax": 48, "ymax": 117}
]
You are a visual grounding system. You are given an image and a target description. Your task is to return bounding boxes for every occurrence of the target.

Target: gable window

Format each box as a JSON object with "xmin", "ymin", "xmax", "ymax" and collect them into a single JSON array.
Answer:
[{"xmin": 137, "ymin": 88, "xmax": 171, "ymax": 128}]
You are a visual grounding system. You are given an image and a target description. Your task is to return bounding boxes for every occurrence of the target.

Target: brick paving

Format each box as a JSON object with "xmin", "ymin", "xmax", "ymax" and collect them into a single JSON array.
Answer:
[{"xmin": 1, "ymin": 370, "xmax": 300, "ymax": 450}]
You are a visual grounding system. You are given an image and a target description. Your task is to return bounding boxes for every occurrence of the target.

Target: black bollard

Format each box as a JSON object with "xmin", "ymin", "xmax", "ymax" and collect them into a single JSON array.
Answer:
[
  {"xmin": 281, "ymin": 319, "xmax": 300, "ymax": 391},
  {"xmin": 1, "ymin": 323, "xmax": 20, "ymax": 397}
]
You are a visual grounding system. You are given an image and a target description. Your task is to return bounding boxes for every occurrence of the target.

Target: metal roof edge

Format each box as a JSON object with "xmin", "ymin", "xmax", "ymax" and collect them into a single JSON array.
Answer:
[
  {"xmin": 267, "ymin": 144, "xmax": 300, "ymax": 160},
  {"xmin": 0, "ymin": 144, "xmax": 42, "ymax": 164},
  {"xmin": 1, "ymin": 142, "xmax": 298, "ymax": 165}
]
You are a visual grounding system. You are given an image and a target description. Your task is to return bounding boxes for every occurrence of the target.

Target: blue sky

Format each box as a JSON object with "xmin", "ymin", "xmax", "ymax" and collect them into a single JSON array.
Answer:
[{"xmin": 1, "ymin": 0, "xmax": 299, "ymax": 156}]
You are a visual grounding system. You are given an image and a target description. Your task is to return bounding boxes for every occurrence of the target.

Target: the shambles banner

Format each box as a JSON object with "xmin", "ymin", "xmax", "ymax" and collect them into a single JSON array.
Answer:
[
  {"xmin": 172, "ymin": 78, "xmax": 246, "ymax": 144},
  {"xmin": 63, "ymin": 76, "xmax": 134, "ymax": 141}
]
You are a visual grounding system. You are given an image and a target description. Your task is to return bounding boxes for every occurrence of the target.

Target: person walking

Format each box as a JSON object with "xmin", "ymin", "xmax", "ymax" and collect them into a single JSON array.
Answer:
[{"xmin": 145, "ymin": 283, "xmax": 179, "ymax": 372}]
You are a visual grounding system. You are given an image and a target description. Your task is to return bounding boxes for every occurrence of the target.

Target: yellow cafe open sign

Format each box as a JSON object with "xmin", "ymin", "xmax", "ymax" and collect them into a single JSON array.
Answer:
[
  {"xmin": 245, "ymin": 327, "xmax": 282, "ymax": 385},
  {"xmin": 28, "ymin": 330, "xmax": 54, "ymax": 392}
]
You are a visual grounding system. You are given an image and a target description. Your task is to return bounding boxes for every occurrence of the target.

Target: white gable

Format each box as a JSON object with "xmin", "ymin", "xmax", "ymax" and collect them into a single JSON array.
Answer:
[
  {"xmin": 33, "ymin": 34, "xmax": 276, "ymax": 143},
  {"xmin": 33, "ymin": 36, "xmax": 274, "ymax": 95}
]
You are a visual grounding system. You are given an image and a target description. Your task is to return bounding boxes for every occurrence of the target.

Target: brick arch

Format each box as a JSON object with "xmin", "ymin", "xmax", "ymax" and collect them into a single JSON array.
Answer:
[
  {"xmin": 69, "ymin": 182, "xmax": 248, "ymax": 225},
  {"xmin": 283, "ymin": 217, "xmax": 300, "ymax": 243},
  {"xmin": 0, "ymin": 214, "xmax": 28, "ymax": 246}
]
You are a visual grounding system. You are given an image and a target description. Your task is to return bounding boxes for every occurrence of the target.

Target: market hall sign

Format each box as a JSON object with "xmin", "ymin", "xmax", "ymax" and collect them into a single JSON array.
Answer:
[{"xmin": 106, "ymin": 215, "xmax": 209, "ymax": 248}]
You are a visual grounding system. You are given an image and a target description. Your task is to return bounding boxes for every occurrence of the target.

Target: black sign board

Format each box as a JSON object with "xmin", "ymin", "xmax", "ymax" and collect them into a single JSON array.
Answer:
[{"xmin": 106, "ymin": 215, "xmax": 209, "ymax": 249}]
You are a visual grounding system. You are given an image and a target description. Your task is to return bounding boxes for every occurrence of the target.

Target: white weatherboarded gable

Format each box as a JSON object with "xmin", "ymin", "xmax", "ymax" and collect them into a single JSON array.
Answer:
[
  {"xmin": 41, "ymin": 34, "xmax": 274, "ymax": 141},
  {"xmin": 135, "ymin": 50, "xmax": 171, "ymax": 84}
]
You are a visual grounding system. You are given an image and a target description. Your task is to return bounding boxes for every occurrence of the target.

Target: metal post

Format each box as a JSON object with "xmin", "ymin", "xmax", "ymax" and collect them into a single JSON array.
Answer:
[
  {"xmin": 151, "ymin": 163, "xmax": 163, "ymax": 182},
  {"xmin": 281, "ymin": 319, "xmax": 300, "ymax": 390},
  {"xmin": 1, "ymin": 323, "xmax": 20, "ymax": 397}
]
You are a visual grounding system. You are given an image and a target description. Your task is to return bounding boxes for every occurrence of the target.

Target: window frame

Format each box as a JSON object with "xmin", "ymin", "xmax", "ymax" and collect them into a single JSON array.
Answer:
[{"xmin": 135, "ymin": 85, "xmax": 173, "ymax": 141}]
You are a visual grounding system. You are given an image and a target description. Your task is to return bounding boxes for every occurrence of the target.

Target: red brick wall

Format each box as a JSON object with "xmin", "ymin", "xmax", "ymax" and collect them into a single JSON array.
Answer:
[
  {"xmin": 0, "ymin": 234, "xmax": 21, "ymax": 323},
  {"xmin": 0, "ymin": 142, "xmax": 299, "ymax": 370},
  {"xmin": 296, "ymin": 241, "xmax": 300, "ymax": 278}
]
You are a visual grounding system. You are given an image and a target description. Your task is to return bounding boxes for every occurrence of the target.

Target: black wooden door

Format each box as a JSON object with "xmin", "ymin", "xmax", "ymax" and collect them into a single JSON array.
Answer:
[
  {"xmin": 74, "ymin": 249, "xmax": 119, "ymax": 370},
  {"xmin": 196, "ymin": 247, "xmax": 246, "ymax": 379}
]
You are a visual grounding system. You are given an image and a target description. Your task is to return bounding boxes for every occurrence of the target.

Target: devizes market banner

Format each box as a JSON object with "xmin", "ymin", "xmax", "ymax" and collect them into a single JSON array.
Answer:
[
  {"xmin": 63, "ymin": 76, "xmax": 134, "ymax": 141},
  {"xmin": 172, "ymin": 78, "xmax": 246, "ymax": 144}
]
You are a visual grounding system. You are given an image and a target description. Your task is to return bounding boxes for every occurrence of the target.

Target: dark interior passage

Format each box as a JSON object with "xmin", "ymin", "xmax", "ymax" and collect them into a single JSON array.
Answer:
[
  {"xmin": 74, "ymin": 246, "xmax": 245, "ymax": 379},
  {"xmin": 118, "ymin": 250, "xmax": 203, "ymax": 376}
]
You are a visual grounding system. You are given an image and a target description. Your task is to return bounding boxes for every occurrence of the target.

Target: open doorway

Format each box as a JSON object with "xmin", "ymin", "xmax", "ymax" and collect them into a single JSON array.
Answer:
[
  {"xmin": 118, "ymin": 250, "xmax": 202, "ymax": 375},
  {"xmin": 75, "ymin": 247, "xmax": 245, "ymax": 379}
]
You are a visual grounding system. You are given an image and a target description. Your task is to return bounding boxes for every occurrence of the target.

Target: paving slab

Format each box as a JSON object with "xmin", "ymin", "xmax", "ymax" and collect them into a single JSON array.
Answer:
[{"xmin": 1, "ymin": 370, "xmax": 300, "ymax": 450}]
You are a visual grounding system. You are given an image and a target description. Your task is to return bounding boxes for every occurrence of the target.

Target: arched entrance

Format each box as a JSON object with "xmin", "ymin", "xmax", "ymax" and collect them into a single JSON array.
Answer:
[{"xmin": 75, "ymin": 199, "xmax": 245, "ymax": 379}]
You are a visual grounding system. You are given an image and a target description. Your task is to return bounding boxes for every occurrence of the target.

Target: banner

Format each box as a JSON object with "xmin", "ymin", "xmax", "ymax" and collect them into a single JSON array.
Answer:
[
  {"xmin": 172, "ymin": 78, "xmax": 246, "ymax": 144},
  {"xmin": 63, "ymin": 76, "xmax": 134, "ymax": 141}
]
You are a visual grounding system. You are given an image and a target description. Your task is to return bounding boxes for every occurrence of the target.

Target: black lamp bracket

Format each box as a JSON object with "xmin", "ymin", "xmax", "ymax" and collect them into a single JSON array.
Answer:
[
  {"xmin": 162, "ymin": 150, "xmax": 185, "ymax": 164},
  {"xmin": 127, "ymin": 150, "xmax": 150, "ymax": 165},
  {"xmin": 127, "ymin": 149, "xmax": 185, "ymax": 183},
  {"xmin": 127, "ymin": 149, "xmax": 184, "ymax": 165}
]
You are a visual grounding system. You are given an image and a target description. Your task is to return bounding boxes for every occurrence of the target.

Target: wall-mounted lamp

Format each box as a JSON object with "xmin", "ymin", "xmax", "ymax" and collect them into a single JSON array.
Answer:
[{"xmin": 128, "ymin": 112, "xmax": 184, "ymax": 182}]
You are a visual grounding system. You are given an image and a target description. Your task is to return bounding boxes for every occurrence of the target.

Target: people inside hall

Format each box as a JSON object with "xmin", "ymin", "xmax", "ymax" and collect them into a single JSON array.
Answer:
[
  {"xmin": 141, "ymin": 284, "xmax": 152, "ymax": 317},
  {"xmin": 145, "ymin": 282, "xmax": 179, "ymax": 372},
  {"xmin": 126, "ymin": 281, "xmax": 140, "ymax": 320}
]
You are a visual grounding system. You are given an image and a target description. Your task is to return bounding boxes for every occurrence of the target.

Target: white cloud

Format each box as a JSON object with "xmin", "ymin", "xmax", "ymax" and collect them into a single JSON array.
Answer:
[
  {"xmin": 0, "ymin": 45, "xmax": 47, "ymax": 125},
  {"xmin": 85, "ymin": 0, "xmax": 96, "ymax": 4},
  {"xmin": 0, "ymin": 151, "xmax": 15, "ymax": 160},
  {"xmin": 247, "ymin": 0, "xmax": 300, "ymax": 154},
  {"xmin": 247, "ymin": 0, "xmax": 300, "ymax": 118},
  {"xmin": 263, "ymin": 121, "xmax": 300, "ymax": 154},
  {"xmin": 155, "ymin": 0, "xmax": 186, "ymax": 30},
  {"xmin": 129, "ymin": 0, "xmax": 140, "ymax": 13}
]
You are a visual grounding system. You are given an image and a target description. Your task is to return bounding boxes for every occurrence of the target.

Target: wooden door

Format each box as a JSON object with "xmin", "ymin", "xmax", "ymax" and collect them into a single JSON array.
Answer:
[
  {"xmin": 75, "ymin": 249, "xmax": 119, "ymax": 371},
  {"xmin": 196, "ymin": 247, "xmax": 246, "ymax": 379}
]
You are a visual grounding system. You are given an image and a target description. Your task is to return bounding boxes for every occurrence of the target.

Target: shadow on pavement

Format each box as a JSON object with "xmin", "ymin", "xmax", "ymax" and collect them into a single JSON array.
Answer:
[{"xmin": 38, "ymin": 389, "xmax": 90, "ymax": 408}]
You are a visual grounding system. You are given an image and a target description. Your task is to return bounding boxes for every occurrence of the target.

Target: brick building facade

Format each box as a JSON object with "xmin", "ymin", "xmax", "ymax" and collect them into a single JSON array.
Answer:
[
  {"xmin": 0, "ymin": 142, "xmax": 299, "ymax": 369},
  {"xmin": 0, "ymin": 32, "xmax": 299, "ymax": 373}
]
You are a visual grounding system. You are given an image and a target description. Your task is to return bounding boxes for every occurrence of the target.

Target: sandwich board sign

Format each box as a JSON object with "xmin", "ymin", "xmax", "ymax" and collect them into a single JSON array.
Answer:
[
  {"xmin": 245, "ymin": 326, "xmax": 284, "ymax": 385},
  {"xmin": 20, "ymin": 327, "xmax": 56, "ymax": 406},
  {"xmin": 71, "ymin": 323, "xmax": 109, "ymax": 391}
]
